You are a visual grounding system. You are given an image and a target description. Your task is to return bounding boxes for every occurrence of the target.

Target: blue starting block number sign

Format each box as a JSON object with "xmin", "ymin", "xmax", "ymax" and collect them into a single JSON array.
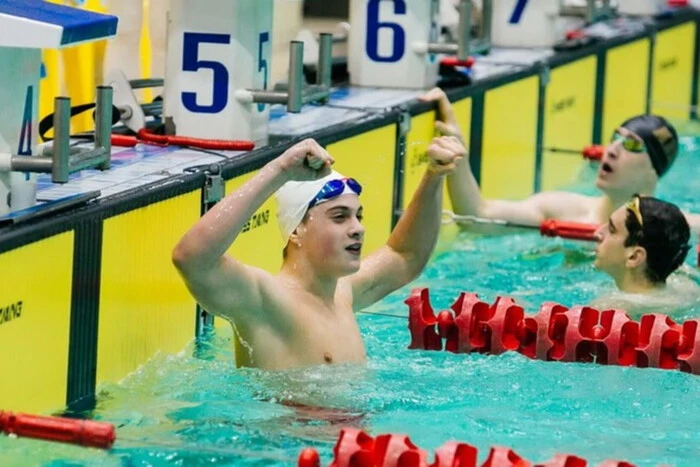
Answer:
[
  {"xmin": 180, "ymin": 31, "xmax": 269, "ymax": 114},
  {"xmin": 509, "ymin": 0, "xmax": 530, "ymax": 24},
  {"xmin": 365, "ymin": 0, "xmax": 407, "ymax": 63}
]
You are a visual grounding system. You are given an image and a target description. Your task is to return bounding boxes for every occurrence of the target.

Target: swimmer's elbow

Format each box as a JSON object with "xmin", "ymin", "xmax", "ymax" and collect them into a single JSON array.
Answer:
[
  {"xmin": 172, "ymin": 243, "xmax": 190, "ymax": 272},
  {"xmin": 402, "ymin": 253, "xmax": 429, "ymax": 285},
  {"xmin": 172, "ymin": 240, "xmax": 203, "ymax": 274}
]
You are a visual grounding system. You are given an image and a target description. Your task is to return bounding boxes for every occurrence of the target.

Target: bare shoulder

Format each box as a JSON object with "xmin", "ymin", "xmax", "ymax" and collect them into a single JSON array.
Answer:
[{"xmin": 194, "ymin": 261, "xmax": 287, "ymax": 328}]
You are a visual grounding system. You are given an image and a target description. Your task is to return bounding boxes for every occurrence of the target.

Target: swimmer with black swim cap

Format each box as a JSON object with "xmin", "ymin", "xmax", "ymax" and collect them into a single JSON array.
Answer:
[{"xmin": 420, "ymin": 87, "xmax": 700, "ymax": 236}]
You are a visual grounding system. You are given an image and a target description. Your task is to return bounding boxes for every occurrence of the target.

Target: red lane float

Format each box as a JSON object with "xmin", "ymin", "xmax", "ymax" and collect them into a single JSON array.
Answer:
[
  {"xmin": 299, "ymin": 428, "xmax": 634, "ymax": 467},
  {"xmin": 0, "ymin": 411, "xmax": 115, "ymax": 449},
  {"xmin": 582, "ymin": 145, "xmax": 604, "ymax": 161},
  {"xmin": 406, "ymin": 288, "xmax": 700, "ymax": 375},
  {"xmin": 539, "ymin": 220, "xmax": 598, "ymax": 242}
]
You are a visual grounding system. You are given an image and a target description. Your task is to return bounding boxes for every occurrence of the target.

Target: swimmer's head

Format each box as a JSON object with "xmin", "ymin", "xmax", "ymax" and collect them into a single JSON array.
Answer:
[
  {"xmin": 276, "ymin": 171, "xmax": 364, "ymax": 276},
  {"xmin": 275, "ymin": 170, "xmax": 363, "ymax": 244},
  {"xmin": 596, "ymin": 115, "xmax": 679, "ymax": 196},
  {"xmin": 594, "ymin": 195, "xmax": 690, "ymax": 287}
]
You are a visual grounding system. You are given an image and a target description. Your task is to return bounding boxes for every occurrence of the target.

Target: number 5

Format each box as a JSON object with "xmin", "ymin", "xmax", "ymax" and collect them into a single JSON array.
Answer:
[{"xmin": 182, "ymin": 32, "xmax": 230, "ymax": 113}]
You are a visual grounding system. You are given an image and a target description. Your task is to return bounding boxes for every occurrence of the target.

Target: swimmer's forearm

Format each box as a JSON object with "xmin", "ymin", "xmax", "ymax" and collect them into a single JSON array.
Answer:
[
  {"xmin": 433, "ymin": 92, "xmax": 487, "ymax": 218},
  {"xmin": 388, "ymin": 172, "xmax": 444, "ymax": 273},
  {"xmin": 173, "ymin": 162, "xmax": 288, "ymax": 270},
  {"xmin": 446, "ymin": 149, "xmax": 486, "ymax": 217}
]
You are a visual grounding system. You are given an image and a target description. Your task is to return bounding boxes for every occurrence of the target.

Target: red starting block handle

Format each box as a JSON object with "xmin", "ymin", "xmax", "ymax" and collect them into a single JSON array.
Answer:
[
  {"xmin": 137, "ymin": 128, "xmax": 255, "ymax": 151},
  {"xmin": 0, "ymin": 411, "xmax": 116, "ymax": 450},
  {"xmin": 540, "ymin": 220, "xmax": 598, "ymax": 242},
  {"xmin": 440, "ymin": 56, "xmax": 475, "ymax": 68},
  {"xmin": 582, "ymin": 145, "xmax": 604, "ymax": 161},
  {"xmin": 111, "ymin": 134, "xmax": 138, "ymax": 147}
]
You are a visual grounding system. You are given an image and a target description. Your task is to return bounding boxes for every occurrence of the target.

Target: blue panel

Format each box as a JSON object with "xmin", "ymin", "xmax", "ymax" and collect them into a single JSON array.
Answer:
[{"xmin": 0, "ymin": 0, "xmax": 117, "ymax": 45}]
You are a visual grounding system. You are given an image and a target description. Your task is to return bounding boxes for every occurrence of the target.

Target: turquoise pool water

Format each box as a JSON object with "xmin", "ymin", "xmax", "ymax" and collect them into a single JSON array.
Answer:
[{"xmin": 1, "ymin": 136, "xmax": 699, "ymax": 467}]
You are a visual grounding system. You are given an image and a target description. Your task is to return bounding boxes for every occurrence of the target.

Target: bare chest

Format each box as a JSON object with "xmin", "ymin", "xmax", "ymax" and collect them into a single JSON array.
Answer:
[{"xmin": 287, "ymin": 301, "xmax": 366, "ymax": 365}]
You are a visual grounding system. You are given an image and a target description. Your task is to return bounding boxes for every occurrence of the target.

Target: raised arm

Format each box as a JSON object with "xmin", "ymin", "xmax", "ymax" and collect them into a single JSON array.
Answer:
[
  {"xmin": 420, "ymin": 88, "xmax": 559, "ymax": 227},
  {"xmin": 172, "ymin": 139, "xmax": 334, "ymax": 321},
  {"xmin": 350, "ymin": 136, "xmax": 464, "ymax": 310}
]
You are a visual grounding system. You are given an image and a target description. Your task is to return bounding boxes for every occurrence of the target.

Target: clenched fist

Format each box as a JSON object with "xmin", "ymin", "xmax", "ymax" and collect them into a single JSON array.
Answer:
[
  {"xmin": 274, "ymin": 138, "xmax": 335, "ymax": 181},
  {"xmin": 426, "ymin": 136, "xmax": 465, "ymax": 176}
]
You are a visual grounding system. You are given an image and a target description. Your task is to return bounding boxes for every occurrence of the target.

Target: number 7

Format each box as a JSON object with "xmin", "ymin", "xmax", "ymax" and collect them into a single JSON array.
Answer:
[{"xmin": 509, "ymin": 0, "xmax": 529, "ymax": 24}]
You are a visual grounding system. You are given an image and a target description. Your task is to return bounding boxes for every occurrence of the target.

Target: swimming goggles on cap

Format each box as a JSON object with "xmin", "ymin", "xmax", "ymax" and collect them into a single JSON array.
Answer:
[{"xmin": 308, "ymin": 178, "xmax": 362, "ymax": 209}]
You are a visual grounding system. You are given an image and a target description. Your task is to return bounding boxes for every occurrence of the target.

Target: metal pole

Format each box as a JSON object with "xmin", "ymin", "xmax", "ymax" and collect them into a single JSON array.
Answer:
[
  {"xmin": 457, "ymin": 0, "xmax": 471, "ymax": 60},
  {"xmin": 287, "ymin": 41, "xmax": 304, "ymax": 113},
  {"xmin": 247, "ymin": 91, "xmax": 289, "ymax": 105},
  {"xmin": 128, "ymin": 78, "xmax": 164, "ymax": 89},
  {"xmin": 95, "ymin": 85, "xmax": 112, "ymax": 170},
  {"xmin": 141, "ymin": 101, "xmax": 163, "ymax": 117},
  {"xmin": 317, "ymin": 33, "xmax": 333, "ymax": 89},
  {"xmin": 69, "ymin": 148, "xmax": 108, "ymax": 172},
  {"xmin": 481, "ymin": 0, "xmax": 492, "ymax": 46},
  {"xmin": 10, "ymin": 156, "xmax": 53, "ymax": 172},
  {"xmin": 587, "ymin": 0, "xmax": 595, "ymax": 22},
  {"xmin": 52, "ymin": 97, "xmax": 71, "ymax": 183},
  {"xmin": 427, "ymin": 43, "xmax": 459, "ymax": 54}
]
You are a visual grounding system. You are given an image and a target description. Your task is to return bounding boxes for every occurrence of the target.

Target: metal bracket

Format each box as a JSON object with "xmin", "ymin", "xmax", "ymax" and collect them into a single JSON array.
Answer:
[
  {"xmin": 538, "ymin": 62, "xmax": 551, "ymax": 87},
  {"xmin": 392, "ymin": 108, "xmax": 413, "ymax": 228},
  {"xmin": 203, "ymin": 164, "xmax": 224, "ymax": 206},
  {"xmin": 399, "ymin": 109, "xmax": 412, "ymax": 137},
  {"xmin": 197, "ymin": 162, "xmax": 223, "ymax": 339}
]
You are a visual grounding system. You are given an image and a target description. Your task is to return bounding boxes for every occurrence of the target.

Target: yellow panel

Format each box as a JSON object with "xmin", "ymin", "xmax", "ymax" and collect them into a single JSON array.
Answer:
[
  {"xmin": 0, "ymin": 233, "xmax": 74, "ymax": 413},
  {"xmin": 482, "ymin": 77, "xmax": 539, "ymax": 199},
  {"xmin": 651, "ymin": 22, "xmax": 696, "ymax": 121},
  {"xmin": 602, "ymin": 39, "xmax": 651, "ymax": 143},
  {"xmin": 327, "ymin": 124, "xmax": 396, "ymax": 255},
  {"xmin": 97, "ymin": 191, "xmax": 201, "ymax": 384},
  {"xmin": 402, "ymin": 98, "xmax": 471, "ymax": 211},
  {"xmin": 542, "ymin": 56, "xmax": 597, "ymax": 191}
]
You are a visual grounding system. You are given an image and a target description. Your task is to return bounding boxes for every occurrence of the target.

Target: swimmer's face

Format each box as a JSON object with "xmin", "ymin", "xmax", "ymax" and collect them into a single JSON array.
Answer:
[
  {"xmin": 593, "ymin": 205, "xmax": 645, "ymax": 278},
  {"xmin": 297, "ymin": 194, "xmax": 364, "ymax": 276},
  {"xmin": 596, "ymin": 127, "xmax": 657, "ymax": 195}
]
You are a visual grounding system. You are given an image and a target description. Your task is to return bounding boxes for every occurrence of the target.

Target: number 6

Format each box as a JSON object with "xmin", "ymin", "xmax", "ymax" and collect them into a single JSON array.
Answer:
[{"xmin": 365, "ymin": 0, "xmax": 407, "ymax": 63}]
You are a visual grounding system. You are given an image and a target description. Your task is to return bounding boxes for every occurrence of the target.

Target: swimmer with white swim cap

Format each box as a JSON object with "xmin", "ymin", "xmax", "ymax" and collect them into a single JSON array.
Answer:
[{"xmin": 173, "ymin": 136, "xmax": 466, "ymax": 370}]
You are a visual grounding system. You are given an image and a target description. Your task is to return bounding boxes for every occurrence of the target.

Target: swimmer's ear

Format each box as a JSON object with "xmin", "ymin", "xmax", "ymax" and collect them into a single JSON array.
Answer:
[
  {"xmin": 626, "ymin": 246, "xmax": 647, "ymax": 269},
  {"xmin": 288, "ymin": 227, "xmax": 302, "ymax": 247}
]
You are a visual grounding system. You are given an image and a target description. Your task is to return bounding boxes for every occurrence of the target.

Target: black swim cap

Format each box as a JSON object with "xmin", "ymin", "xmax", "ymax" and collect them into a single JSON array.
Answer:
[
  {"xmin": 620, "ymin": 115, "xmax": 679, "ymax": 177},
  {"xmin": 624, "ymin": 195, "xmax": 691, "ymax": 283}
]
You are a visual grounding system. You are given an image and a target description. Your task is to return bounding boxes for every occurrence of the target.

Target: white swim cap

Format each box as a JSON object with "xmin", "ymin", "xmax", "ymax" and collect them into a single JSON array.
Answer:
[{"xmin": 275, "ymin": 170, "xmax": 358, "ymax": 244}]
